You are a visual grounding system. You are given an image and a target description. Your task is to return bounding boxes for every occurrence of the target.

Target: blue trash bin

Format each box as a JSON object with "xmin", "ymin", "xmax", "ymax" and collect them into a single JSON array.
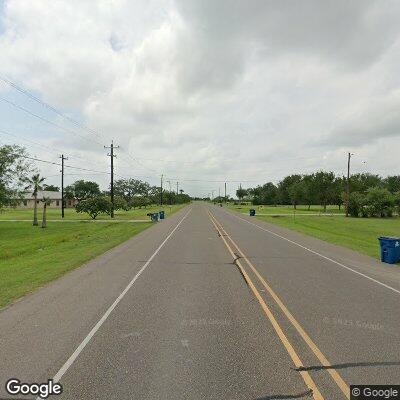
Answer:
[
  {"xmin": 378, "ymin": 237, "xmax": 400, "ymax": 264},
  {"xmin": 151, "ymin": 213, "xmax": 159, "ymax": 222},
  {"xmin": 159, "ymin": 210, "xmax": 165, "ymax": 220},
  {"xmin": 249, "ymin": 209, "xmax": 256, "ymax": 216}
]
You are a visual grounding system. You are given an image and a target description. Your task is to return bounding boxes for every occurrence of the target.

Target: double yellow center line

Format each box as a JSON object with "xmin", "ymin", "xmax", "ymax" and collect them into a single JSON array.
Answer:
[{"xmin": 208, "ymin": 210, "xmax": 350, "ymax": 400}]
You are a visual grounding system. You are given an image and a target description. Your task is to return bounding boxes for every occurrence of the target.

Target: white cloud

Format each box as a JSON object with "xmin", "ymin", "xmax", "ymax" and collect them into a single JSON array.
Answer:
[{"xmin": 0, "ymin": 0, "xmax": 400, "ymax": 196}]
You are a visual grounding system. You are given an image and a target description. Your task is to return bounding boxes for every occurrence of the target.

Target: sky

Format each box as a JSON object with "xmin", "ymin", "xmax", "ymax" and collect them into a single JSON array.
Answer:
[{"xmin": 1, "ymin": 0, "xmax": 400, "ymax": 198}]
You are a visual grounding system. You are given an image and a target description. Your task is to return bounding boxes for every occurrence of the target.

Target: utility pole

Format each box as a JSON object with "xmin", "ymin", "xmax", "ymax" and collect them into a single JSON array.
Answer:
[
  {"xmin": 60, "ymin": 154, "xmax": 68, "ymax": 218},
  {"xmin": 224, "ymin": 182, "xmax": 227, "ymax": 203},
  {"xmin": 167, "ymin": 180, "xmax": 172, "ymax": 206},
  {"xmin": 104, "ymin": 141, "xmax": 119, "ymax": 218},
  {"xmin": 211, "ymin": 190, "xmax": 215, "ymax": 202},
  {"xmin": 176, "ymin": 181, "xmax": 179, "ymax": 195},
  {"xmin": 346, "ymin": 152, "xmax": 353, "ymax": 218},
  {"xmin": 160, "ymin": 174, "xmax": 163, "ymax": 206}
]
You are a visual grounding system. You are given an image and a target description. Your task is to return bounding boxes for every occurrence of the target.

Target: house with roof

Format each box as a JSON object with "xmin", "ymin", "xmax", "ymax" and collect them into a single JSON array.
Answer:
[{"xmin": 19, "ymin": 191, "xmax": 78, "ymax": 209}]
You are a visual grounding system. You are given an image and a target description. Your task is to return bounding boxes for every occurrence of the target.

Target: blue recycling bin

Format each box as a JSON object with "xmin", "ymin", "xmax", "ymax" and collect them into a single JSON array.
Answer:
[
  {"xmin": 378, "ymin": 237, "xmax": 400, "ymax": 264},
  {"xmin": 159, "ymin": 210, "xmax": 165, "ymax": 220},
  {"xmin": 249, "ymin": 209, "xmax": 256, "ymax": 216},
  {"xmin": 151, "ymin": 213, "xmax": 159, "ymax": 222}
]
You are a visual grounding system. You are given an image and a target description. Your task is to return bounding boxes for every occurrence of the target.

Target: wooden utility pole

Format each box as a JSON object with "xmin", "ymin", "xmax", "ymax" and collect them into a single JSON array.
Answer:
[
  {"xmin": 60, "ymin": 154, "xmax": 68, "ymax": 218},
  {"xmin": 104, "ymin": 141, "xmax": 119, "ymax": 218},
  {"xmin": 160, "ymin": 174, "xmax": 163, "ymax": 205},
  {"xmin": 224, "ymin": 182, "xmax": 227, "ymax": 203},
  {"xmin": 346, "ymin": 152, "xmax": 352, "ymax": 217}
]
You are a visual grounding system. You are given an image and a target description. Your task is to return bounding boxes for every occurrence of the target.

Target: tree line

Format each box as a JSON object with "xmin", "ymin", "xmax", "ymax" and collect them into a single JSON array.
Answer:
[
  {"xmin": 0, "ymin": 144, "xmax": 190, "ymax": 221},
  {"xmin": 69, "ymin": 178, "xmax": 190, "ymax": 219},
  {"xmin": 236, "ymin": 171, "xmax": 400, "ymax": 218}
]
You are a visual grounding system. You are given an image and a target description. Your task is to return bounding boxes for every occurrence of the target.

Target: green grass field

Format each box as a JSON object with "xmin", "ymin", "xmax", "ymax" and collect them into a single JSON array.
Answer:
[
  {"xmin": 0, "ymin": 204, "xmax": 183, "ymax": 220},
  {"xmin": 227, "ymin": 204, "xmax": 344, "ymax": 214},
  {"xmin": 0, "ymin": 204, "xmax": 187, "ymax": 309},
  {"xmin": 227, "ymin": 204, "xmax": 399, "ymax": 260}
]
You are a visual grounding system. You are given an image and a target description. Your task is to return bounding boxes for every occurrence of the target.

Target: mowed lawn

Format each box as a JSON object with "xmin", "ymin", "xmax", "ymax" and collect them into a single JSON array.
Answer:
[
  {"xmin": 227, "ymin": 204, "xmax": 344, "ymax": 214},
  {"xmin": 227, "ymin": 204, "xmax": 400, "ymax": 260},
  {"xmin": 0, "ymin": 204, "xmax": 187, "ymax": 309},
  {"xmin": 0, "ymin": 204, "xmax": 184, "ymax": 220}
]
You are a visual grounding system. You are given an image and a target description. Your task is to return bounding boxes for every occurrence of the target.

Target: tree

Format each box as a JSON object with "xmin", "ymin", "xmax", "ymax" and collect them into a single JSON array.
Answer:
[
  {"xmin": 288, "ymin": 181, "xmax": 305, "ymax": 209},
  {"xmin": 348, "ymin": 192, "xmax": 366, "ymax": 218},
  {"xmin": 394, "ymin": 191, "xmax": 400, "ymax": 216},
  {"xmin": 113, "ymin": 179, "xmax": 150, "ymax": 206},
  {"xmin": 302, "ymin": 174, "xmax": 317, "ymax": 210},
  {"xmin": 332, "ymin": 177, "xmax": 345, "ymax": 210},
  {"xmin": 262, "ymin": 182, "xmax": 278, "ymax": 205},
  {"xmin": 112, "ymin": 196, "xmax": 128, "ymax": 213},
  {"xmin": 65, "ymin": 180, "xmax": 101, "ymax": 202},
  {"xmin": 365, "ymin": 187, "xmax": 394, "ymax": 218},
  {"xmin": 0, "ymin": 144, "xmax": 30, "ymax": 208},
  {"xmin": 24, "ymin": 173, "xmax": 45, "ymax": 226},
  {"xmin": 350, "ymin": 173, "xmax": 383, "ymax": 194},
  {"xmin": 43, "ymin": 184, "xmax": 59, "ymax": 191},
  {"xmin": 277, "ymin": 175, "xmax": 302, "ymax": 205},
  {"xmin": 41, "ymin": 196, "xmax": 51, "ymax": 228},
  {"xmin": 385, "ymin": 176, "xmax": 400, "ymax": 194},
  {"xmin": 313, "ymin": 171, "xmax": 336, "ymax": 212},
  {"xmin": 236, "ymin": 187, "xmax": 247, "ymax": 202},
  {"xmin": 250, "ymin": 183, "xmax": 278, "ymax": 205},
  {"xmin": 75, "ymin": 196, "xmax": 112, "ymax": 219}
]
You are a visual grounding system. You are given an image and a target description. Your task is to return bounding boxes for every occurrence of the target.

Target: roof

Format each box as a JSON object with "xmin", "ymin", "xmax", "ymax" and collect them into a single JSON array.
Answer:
[{"xmin": 22, "ymin": 191, "xmax": 62, "ymax": 200}]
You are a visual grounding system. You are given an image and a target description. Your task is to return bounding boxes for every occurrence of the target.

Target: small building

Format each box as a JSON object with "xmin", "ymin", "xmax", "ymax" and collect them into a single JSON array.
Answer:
[{"xmin": 18, "ymin": 191, "xmax": 78, "ymax": 209}]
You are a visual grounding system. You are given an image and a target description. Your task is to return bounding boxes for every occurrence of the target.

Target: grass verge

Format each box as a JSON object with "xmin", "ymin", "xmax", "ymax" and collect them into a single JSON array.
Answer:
[
  {"xmin": 0, "ymin": 204, "xmax": 187, "ymax": 309},
  {"xmin": 0, "ymin": 204, "xmax": 186, "ymax": 220},
  {"xmin": 226, "ymin": 205, "xmax": 399, "ymax": 260}
]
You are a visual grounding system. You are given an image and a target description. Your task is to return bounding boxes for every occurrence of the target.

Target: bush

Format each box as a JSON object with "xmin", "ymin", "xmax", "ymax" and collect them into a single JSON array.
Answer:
[
  {"xmin": 114, "ymin": 196, "xmax": 128, "ymax": 211},
  {"xmin": 75, "ymin": 196, "xmax": 112, "ymax": 219},
  {"xmin": 394, "ymin": 191, "xmax": 400, "ymax": 216},
  {"xmin": 365, "ymin": 187, "xmax": 394, "ymax": 218},
  {"xmin": 348, "ymin": 192, "xmax": 366, "ymax": 217}
]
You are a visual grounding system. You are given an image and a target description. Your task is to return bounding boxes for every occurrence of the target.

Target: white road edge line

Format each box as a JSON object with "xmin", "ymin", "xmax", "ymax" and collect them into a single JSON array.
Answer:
[
  {"xmin": 227, "ymin": 210, "xmax": 400, "ymax": 296},
  {"xmin": 38, "ymin": 208, "xmax": 192, "ymax": 397}
]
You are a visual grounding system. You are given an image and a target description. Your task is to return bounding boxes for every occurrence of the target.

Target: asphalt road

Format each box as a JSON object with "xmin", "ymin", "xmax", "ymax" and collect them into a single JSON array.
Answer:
[{"xmin": 0, "ymin": 203, "xmax": 399, "ymax": 399}]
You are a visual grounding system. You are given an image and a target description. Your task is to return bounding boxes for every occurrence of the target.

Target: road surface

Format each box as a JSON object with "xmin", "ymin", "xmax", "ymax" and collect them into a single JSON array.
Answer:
[{"xmin": 0, "ymin": 203, "xmax": 399, "ymax": 399}]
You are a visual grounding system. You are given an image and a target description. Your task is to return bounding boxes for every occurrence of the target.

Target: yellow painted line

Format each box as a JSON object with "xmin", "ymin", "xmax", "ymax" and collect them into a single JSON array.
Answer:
[
  {"xmin": 209, "ymin": 211, "xmax": 350, "ymax": 399},
  {"xmin": 208, "ymin": 212, "xmax": 324, "ymax": 400}
]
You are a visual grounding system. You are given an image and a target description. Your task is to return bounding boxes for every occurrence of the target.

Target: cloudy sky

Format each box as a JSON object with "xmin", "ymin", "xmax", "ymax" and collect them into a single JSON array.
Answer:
[{"xmin": 1, "ymin": 0, "xmax": 400, "ymax": 197}]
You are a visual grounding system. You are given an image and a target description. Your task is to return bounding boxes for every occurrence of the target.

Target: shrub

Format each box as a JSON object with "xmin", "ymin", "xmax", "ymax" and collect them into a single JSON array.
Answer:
[
  {"xmin": 365, "ymin": 187, "xmax": 394, "ymax": 218},
  {"xmin": 114, "ymin": 196, "xmax": 128, "ymax": 211},
  {"xmin": 348, "ymin": 192, "xmax": 366, "ymax": 217},
  {"xmin": 75, "ymin": 196, "xmax": 112, "ymax": 219},
  {"xmin": 393, "ymin": 191, "xmax": 400, "ymax": 216}
]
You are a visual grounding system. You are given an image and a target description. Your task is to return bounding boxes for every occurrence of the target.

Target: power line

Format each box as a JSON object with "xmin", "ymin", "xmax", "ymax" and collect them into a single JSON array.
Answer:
[
  {"xmin": 12, "ymin": 153, "xmax": 111, "ymax": 175},
  {"xmin": 0, "ymin": 75, "xmax": 103, "ymax": 140},
  {"xmin": 0, "ymin": 97, "xmax": 104, "ymax": 147},
  {"xmin": 0, "ymin": 128, "xmax": 109, "ymax": 170}
]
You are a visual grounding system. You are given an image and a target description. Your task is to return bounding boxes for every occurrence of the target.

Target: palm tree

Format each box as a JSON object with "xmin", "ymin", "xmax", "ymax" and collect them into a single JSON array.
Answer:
[
  {"xmin": 41, "ymin": 196, "xmax": 51, "ymax": 228},
  {"xmin": 25, "ymin": 174, "xmax": 45, "ymax": 226}
]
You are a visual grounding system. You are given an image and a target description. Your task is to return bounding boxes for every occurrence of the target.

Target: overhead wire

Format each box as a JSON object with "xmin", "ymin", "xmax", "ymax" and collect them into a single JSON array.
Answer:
[
  {"xmin": 0, "ymin": 75, "xmax": 103, "ymax": 140},
  {"xmin": 0, "ymin": 97, "xmax": 105, "ymax": 147}
]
